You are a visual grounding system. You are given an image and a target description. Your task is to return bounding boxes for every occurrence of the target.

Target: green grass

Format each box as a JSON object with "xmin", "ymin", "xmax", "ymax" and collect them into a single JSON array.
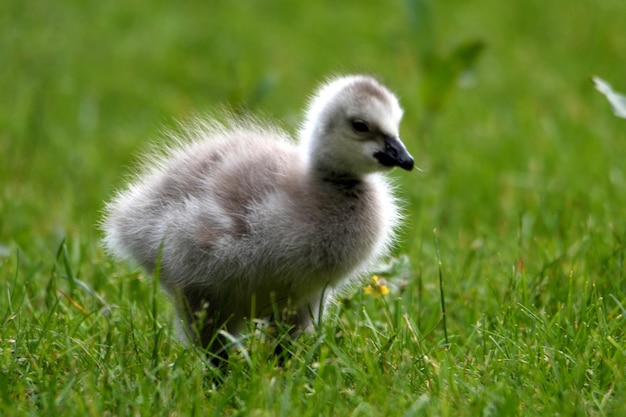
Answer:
[{"xmin": 1, "ymin": 0, "xmax": 626, "ymax": 415}]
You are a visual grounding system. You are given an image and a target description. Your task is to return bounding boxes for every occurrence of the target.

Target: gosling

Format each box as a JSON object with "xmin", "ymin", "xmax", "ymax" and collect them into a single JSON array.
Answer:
[{"xmin": 102, "ymin": 75, "xmax": 414, "ymax": 360}]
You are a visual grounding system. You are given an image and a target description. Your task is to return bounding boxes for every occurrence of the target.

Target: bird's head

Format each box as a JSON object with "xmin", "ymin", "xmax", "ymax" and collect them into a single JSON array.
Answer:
[{"xmin": 301, "ymin": 75, "xmax": 414, "ymax": 177}]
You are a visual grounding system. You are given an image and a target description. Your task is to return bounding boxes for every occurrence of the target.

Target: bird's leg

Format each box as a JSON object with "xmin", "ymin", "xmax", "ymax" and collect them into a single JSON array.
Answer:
[
  {"xmin": 176, "ymin": 286, "xmax": 232, "ymax": 369},
  {"xmin": 270, "ymin": 293, "xmax": 323, "ymax": 365}
]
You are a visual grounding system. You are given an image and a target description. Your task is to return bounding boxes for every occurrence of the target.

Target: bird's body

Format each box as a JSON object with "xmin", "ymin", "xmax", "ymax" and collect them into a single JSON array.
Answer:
[{"xmin": 103, "ymin": 75, "xmax": 414, "ymax": 355}]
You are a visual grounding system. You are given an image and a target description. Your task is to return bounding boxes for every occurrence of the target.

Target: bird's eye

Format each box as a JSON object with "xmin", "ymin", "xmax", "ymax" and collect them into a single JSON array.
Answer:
[{"xmin": 351, "ymin": 119, "xmax": 370, "ymax": 133}]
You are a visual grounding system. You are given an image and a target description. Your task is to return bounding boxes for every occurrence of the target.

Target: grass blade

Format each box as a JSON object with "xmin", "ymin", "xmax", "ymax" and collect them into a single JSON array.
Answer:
[{"xmin": 433, "ymin": 228, "xmax": 449, "ymax": 347}]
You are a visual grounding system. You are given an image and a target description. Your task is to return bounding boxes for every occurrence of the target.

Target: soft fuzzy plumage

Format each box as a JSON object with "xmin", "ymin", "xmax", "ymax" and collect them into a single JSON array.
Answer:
[{"xmin": 103, "ymin": 75, "xmax": 414, "ymax": 357}]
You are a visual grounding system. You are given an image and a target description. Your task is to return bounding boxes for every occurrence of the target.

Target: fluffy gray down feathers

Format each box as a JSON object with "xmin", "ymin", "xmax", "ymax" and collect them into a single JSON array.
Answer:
[{"xmin": 102, "ymin": 75, "xmax": 413, "ymax": 352}]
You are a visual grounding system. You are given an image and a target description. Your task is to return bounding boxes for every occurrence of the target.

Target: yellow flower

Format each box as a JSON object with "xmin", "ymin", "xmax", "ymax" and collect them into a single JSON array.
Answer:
[
  {"xmin": 364, "ymin": 275, "xmax": 390, "ymax": 297},
  {"xmin": 379, "ymin": 284, "xmax": 390, "ymax": 295}
]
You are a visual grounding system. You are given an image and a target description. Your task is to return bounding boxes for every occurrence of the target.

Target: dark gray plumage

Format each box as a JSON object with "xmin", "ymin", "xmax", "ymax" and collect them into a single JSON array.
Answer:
[{"xmin": 102, "ymin": 75, "xmax": 414, "ymax": 357}]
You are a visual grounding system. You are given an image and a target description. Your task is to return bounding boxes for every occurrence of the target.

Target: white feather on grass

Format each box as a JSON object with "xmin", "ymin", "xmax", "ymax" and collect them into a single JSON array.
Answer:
[{"xmin": 593, "ymin": 76, "xmax": 626, "ymax": 119}]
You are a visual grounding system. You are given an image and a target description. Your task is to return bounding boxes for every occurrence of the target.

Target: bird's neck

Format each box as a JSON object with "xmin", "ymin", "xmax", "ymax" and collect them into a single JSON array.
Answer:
[
  {"xmin": 301, "ymin": 133, "xmax": 367, "ymax": 187},
  {"xmin": 304, "ymin": 159, "xmax": 368, "ymax": 196},
  {"xmin": 306, "ymin": 157, "xmax": 358, "ymax": 183}
]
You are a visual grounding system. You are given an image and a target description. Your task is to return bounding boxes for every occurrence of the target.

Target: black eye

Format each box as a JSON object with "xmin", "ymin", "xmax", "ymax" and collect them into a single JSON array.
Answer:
[{"xmin": 351, "ymin": 119, "xmax": 370, "ymax": 133}]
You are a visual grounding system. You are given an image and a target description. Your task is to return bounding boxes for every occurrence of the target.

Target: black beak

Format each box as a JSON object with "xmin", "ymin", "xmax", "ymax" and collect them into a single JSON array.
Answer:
[{"xmin": 374, "ymin": 136, "xmax": 414, "ymax": 171}]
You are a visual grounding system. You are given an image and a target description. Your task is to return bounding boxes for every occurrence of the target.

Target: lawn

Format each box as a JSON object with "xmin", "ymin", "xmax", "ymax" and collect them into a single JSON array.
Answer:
[{"xmin": 1, "ymin": 0, "xmax": 625, "ymax": 415}]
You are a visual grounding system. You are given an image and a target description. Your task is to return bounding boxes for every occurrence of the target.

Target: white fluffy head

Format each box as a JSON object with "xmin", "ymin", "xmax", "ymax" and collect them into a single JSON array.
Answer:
[{"xmin": 299, "ymin": 75, "xmax": 408, "ymax": 176}]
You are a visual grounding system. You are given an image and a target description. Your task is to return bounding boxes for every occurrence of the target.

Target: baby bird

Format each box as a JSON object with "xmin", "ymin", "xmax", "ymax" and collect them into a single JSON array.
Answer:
[{"xmin": 103, "ymin": 75, "xmax": 414, "ymax": 360}]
